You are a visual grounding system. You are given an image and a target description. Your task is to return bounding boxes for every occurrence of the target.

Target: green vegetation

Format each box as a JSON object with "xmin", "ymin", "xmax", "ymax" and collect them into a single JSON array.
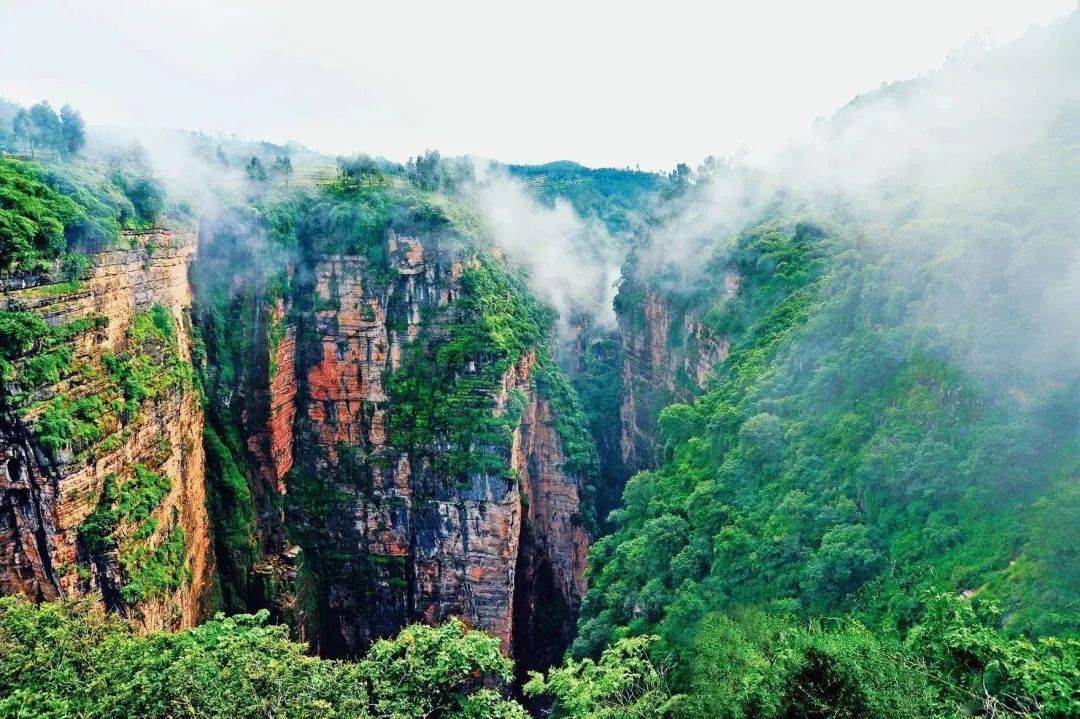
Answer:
[
  {"xmin": 118, "ymin": 523, "xmax": 190, "ymax": 604},
  {"xmin": 0, "ymin": 153, "xmax": 169, "ymax": 273},
  {"xmin": 77, "ymin": 465, "xmax": 190, "ymax": 604},
  {"xmin": 118, "ymin": 464, "xmax": 172, "ymax": 524},
  {"xmin": 568, "ymin": 196, "xmax": 1080, "ymax": 715},
  {"xmin": 524, "ymin": 635, "xmax": 679, "ymax": 718},
  {"xmin": 6, "ymin": 101, "xmax": 85, "ymax": 159},
  {"xmin": 0, "ymin": 157, "xmax": 85, "ymax": 272},
  {"xmin": 678, "ymin": 595, "xmax": 1078, "ymax": 719},
  {"xmin": 0, "ymin": 598, "xmax": 529, "ymax": 719},
  {"xmin": 578, "ymin": 219, "xmax": 1077, "ymax": 651},
  {"xmin": 35, "ymin": 394, "xmax": 108, "ymax": 455},
  {"xmin": 202, "ymin": 424, "xmax": 257, "ymax": 611},
  {"xmin": 0, "ymin": 310, "xmax": 107, "ymax": 390},
  {"xmin": 0, "ymin": 311, "xmax": 109, "ymax": 452},
  {"xmin": 78, "ymin": 473, "xmax": 123, "ymax": 554},
  {"xmin": 507, "ymin": 161, "xmax": 662, "ymax": 234}
]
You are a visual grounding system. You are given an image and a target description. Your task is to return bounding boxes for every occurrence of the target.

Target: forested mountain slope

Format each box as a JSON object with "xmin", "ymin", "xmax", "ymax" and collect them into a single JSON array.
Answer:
[{"xmin": 562, "ymin": 13, "xmax": 1080, "ymax": 719}]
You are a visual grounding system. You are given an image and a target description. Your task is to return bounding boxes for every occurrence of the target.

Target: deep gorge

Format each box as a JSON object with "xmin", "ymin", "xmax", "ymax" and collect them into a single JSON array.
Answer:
[
  {"xmin": 2, "ymin": 12, "xmax": 1079, "ymax": 716},
  {"xmin": 0, "ymin": 180, "xmax": 734, "ymax": 668}
]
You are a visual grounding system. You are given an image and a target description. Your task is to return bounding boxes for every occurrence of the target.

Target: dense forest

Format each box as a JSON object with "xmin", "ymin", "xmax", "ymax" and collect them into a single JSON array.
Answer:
[{"xmin": 1, "ymin": 9, "xmax": 1079, "ymax": 719}]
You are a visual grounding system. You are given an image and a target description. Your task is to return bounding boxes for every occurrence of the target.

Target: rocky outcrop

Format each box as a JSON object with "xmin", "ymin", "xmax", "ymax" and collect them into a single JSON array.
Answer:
[
  {"xmin": 0, "ymin": 230, "xmax": 213, "ymax": 631},
  {"xmin": 217, "ymin": 228, "xmax": 591, "ymax": 658},
  {"xmin": 511, "ymin": 385, "xmax": 591, "ymax": 672},
  {"xmin": 617, "ymin": 280, "xmax": 734, "ymax": 474}
]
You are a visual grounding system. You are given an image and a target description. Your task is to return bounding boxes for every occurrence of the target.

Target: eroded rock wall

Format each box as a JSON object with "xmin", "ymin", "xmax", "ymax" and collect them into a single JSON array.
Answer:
[
  {"xmin": 218, "ymin": 229, "xmax": 590, "ymax": 658},
  {"xmin": 618, "ymin": 284, "xmax": 732, "ymax": 474},
  {"xmin": 0, "ymin": 230, "xmax": 212, "ymax": 630}
]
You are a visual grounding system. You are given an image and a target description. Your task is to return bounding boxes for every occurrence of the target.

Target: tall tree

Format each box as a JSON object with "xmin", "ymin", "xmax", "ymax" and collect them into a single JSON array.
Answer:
[
  {"xmin": 11, "ymin": 109, "xmax": 32, "ymax": 155},
  {"xmin": 27, "ymin": 102, "xmax": 61, "ymax": 157},
  {"xmin": 59, "ymin": 104, "xmax": 86, "ymax": 157},
  {"xmin": 271, "ymin": 155, "xmax": 293, "ymax": 185},
  {"xmin": 245, "ymin": 156, "xmax": 268, "ymax": 183}
]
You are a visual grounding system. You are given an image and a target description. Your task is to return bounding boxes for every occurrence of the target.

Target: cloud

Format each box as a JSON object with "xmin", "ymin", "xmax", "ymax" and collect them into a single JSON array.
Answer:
[
  {"xmin": 638, "ymin": 12, "xmax": 1080, "ymax": 387},
  {"xmin": 2, "ymin": 1, "xmax": 1072, "ymax": 169},
  {"xmin": 462, "ymin": 162, "xmax": 624, "ymax": 340}
]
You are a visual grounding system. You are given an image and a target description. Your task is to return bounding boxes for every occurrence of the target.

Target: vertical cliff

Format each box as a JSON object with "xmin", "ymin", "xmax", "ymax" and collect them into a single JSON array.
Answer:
[
  {"xmin": 195, "ymin": 184, "xmax": 597, "ymax": 660},
  {"xmin": 0, "ymin": 230, "xmax": 212, "ymax": 630},
  {"xmin": 615, "ymin": 274, "xmax": 736, "ymax": 475},
  {"xmin": 287, "ymin": 231, "xmax": 592, "ymax": 657}
]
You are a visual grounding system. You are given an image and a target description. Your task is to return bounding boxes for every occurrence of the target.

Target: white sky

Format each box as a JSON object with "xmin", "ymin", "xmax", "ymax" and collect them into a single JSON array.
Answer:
[{"xmin": 1, "ymin": 0, "xmax": 1075, "ymax": 170}]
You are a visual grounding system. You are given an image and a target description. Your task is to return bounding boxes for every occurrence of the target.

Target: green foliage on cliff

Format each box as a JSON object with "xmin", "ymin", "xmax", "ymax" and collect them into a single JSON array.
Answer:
[
  {"xmin": 79, "ymin": 473, "xmax": 122, "ymax": 555},
  {"xmin": 202, "ymin": 424, "xmax": 257, "ymax": 610},
  {"xmin": 21, "ymin": 303, "xmax": 190, "ymax": 462},
  {"xmin": 535, "ymin": 362, "xmax": 598, "ymax": 476},
  {"xmin": 118, "ymin": 523, "xmax": 190, "ymax": 604},
  {"xmin": 33, "ymin": 394, "xmax": 109, "ymax": 454},
  {"xmin": 102, "ymin": 303, "xmax": 194, "ymax": 419},
  {"xmin": 0, "ymin": 598, "xmax": 529, "ymax": 719},
  {"xmin": 0, "ymin": 310, "xmax": 107, "ymax": 392},
  {"xmin": 77, "ymin": 464, "xmax": 191, "ymax": 604},
  {"xmin": 388, "ymin": 253, "xmax": 556, "ymax": 478},
  {"xmin": 0, "ymin": 156, "xmax": 170, "ymax": 273}
]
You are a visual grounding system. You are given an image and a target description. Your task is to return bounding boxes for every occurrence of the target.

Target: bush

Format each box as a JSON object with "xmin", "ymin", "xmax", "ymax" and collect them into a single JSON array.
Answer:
[
  {"xmin": 682, "ymin": 610, "xmax": 940, "ymax": 719},
  {"xmin": 0, "ymin": 157, "xmax": 80, "ymax": 271},
  {"xmin": 0, "ymin": 598, "xmax": 528, "ymax": 719},
  {"xmin": 525, "ymin": 635, "xmax": 680, "ymax": 718}
]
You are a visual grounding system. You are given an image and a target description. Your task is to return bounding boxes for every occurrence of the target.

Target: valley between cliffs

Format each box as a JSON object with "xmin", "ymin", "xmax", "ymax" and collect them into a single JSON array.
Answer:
[{"xmin": 0, "ymin": 183, "xmax": 612, "ymax": 667}]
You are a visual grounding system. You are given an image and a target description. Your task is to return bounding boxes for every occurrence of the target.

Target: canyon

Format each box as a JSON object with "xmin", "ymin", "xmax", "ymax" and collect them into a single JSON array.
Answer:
[
  {"xmin": 0, "ymin": 203, "xmax": 633, "ymax": 666},
  {"xmin": 4, "ymin": 11, "xmax": 1079, "ymax": 715}
]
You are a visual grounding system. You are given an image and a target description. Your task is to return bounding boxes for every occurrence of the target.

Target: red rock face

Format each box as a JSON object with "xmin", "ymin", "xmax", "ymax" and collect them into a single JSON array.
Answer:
[
  {"xmin": 246, "ymin": 295, "xmax": 297, "ymax": 495},
  {"xmin": 0, "ymin": 230, "xmax": 213, "ymax": 631},
  {"xmin": 243, "ymin": 231, "xmax": 591, "ymax": 658}
]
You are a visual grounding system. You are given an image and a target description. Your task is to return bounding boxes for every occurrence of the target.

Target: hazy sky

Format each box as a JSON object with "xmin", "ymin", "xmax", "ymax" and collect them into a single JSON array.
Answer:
[{"xmin": 1, "ymin": 1, "xmax": 1075, "ymax": 169}]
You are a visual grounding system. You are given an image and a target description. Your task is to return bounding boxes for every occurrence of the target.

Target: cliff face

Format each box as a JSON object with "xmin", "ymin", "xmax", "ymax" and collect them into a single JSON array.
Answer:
[
  {"xmin": 206, "ymin": 226, "xmax": 592, "ymax": 659},
  {"xmin": 0, "ymin": 230, "xmax": 213, "ymax": 631},
  {"xmin": 617, "ymin": 281, "xmax": 734, "ymax": 475},
  {"xmin": 511, "ymin": 386, "xmax": 591, "ymax": 672}
]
